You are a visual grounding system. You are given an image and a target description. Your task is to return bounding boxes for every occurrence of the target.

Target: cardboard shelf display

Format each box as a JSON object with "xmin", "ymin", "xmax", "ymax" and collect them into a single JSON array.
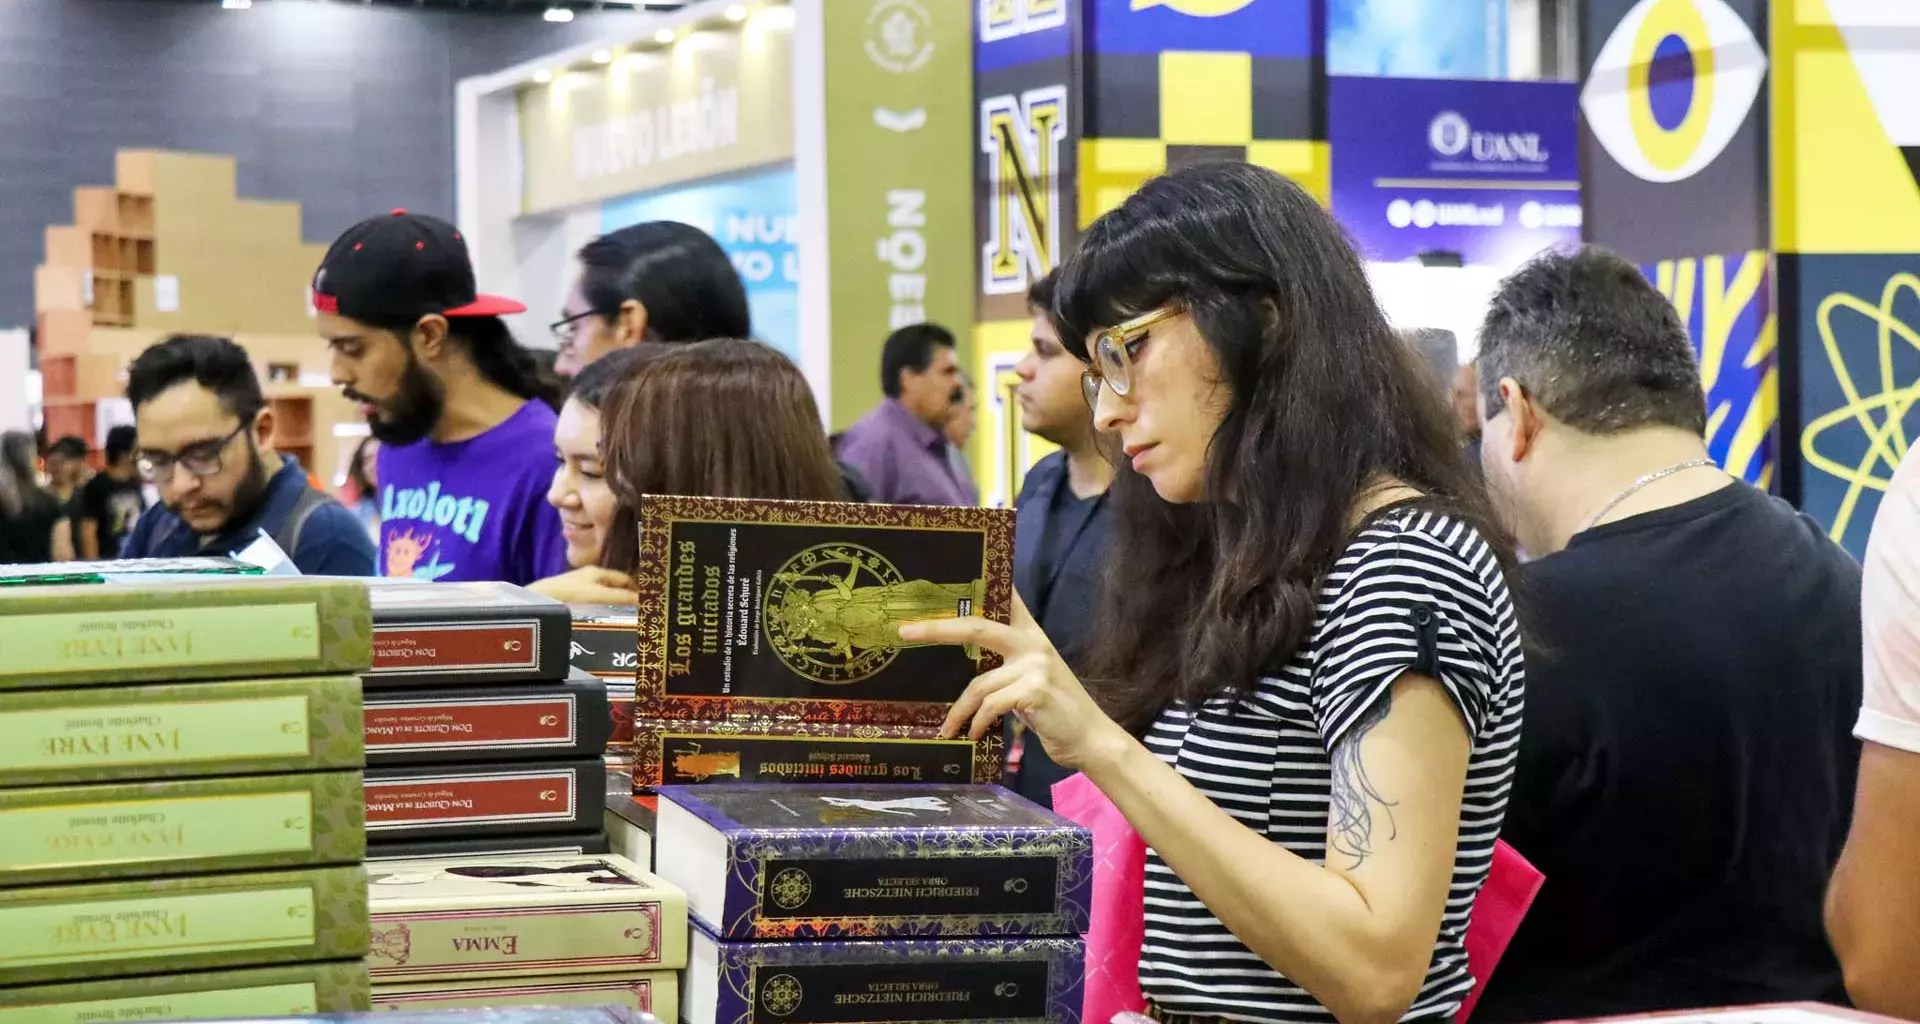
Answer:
[{"xmin": 33, "ymin": 149, "xmax": 343, "ymax": 471}]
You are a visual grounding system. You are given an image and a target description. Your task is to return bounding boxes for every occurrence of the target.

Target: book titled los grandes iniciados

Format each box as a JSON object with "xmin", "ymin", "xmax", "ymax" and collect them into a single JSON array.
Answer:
[
  {"xmin": 656, "ymin": 783, "xmax": 1091, "ymax": 940},
  {"xmin": 632, "ymin": 496, "xmax": 1014, "ymax": 728}
]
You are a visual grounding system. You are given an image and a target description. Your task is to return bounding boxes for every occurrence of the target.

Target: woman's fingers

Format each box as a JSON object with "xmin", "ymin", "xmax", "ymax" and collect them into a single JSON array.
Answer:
[
  {"xmin": 900, "ymin": 614, "xmax": 1026, "ymax": 656},
  {"xmin": 939, "ymin": 661, "xmax": 1026, "ymax": 739}
]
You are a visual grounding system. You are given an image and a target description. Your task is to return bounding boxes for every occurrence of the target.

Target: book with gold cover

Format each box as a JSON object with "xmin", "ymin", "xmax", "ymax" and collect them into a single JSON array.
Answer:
[
  {"xmin": 657, "ymin": 783, "xmax": 1091, "ymax": 940},
  {"xmin": 0, "ymin": 674, "xmax": 364, "ymax": 787},
  {"xmin": 0, "ymin": 577, "xmax": 372, "ymax": 690},
  {"xmin": 365, "ymin": 853, "xmax": 688, "ymax": 983},
  {"xmin": 0, "ymin": 770, "xmax": 364, "ymax": 886},
  {"xmin": 371, "ymin": 969, "xmax": 677, "ymax": 1016},
  {"xmin": 367, "ymin": 581, "xmax": 571, "ymax": 687},
  {"xmin": 0, "ymin": 865, "xmax": 369, "ymax": 985},
  {"xmin": 685, "ymin": 927, "xmax": 1084, "ymax": 1024},
  {"xmin": 629, "ymin": 717, "xmax": 1003, "ymax": 791},
  {"xmin": 0, "ymin": 961, "xmax": 371, "ymax": 1020},
  {"xmin": 632, "ymin": 496, "xmax": 1014, "ymax": 728}
]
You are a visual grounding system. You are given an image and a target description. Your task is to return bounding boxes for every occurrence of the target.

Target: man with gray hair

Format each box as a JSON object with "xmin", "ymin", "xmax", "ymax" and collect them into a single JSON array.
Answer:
[{"xmin": 1470, "ymin": 246, "xmax": 1861, "ymax": 1021}]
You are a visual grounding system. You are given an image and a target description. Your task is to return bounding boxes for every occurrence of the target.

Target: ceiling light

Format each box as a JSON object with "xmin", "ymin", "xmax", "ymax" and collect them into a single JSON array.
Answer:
[
  {"xmin": 533, "ymin": 69, "xmax": 554, "ymax": 83},
  {"xmin": 725, "ymin": 4, "xmax": 749, "ymax": 20},
  {"xmin": 592, "ymin": 49, "xmax": 613, "ymax": 64},
  {"xmin": 543, "ymin": 7, "xmax": 575, "ymax": 22},
  {"xmin": 655, "ymin": 28, "xmax": 677, "ymax": 44},
  {"xmin": 221, "ymin": 0, "xmax": 252, "ymax": 8}
]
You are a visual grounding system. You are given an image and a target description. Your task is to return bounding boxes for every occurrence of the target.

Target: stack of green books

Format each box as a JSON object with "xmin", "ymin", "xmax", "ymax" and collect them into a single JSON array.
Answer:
[{"xmin": 0, "ymin": 577, "xmax": 378, "ymax": 1022}]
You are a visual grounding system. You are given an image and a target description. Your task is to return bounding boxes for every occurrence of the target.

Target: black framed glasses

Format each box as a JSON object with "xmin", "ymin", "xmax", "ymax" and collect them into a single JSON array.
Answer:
[
  {"xmin": 136, "ymin": 421, "xmax": 249, "ymax": 483},
  {"xmin": 550, "ymin": 310, "xmax": 601, "ymax": 346},
  {"xmin": 1080, "ymin": 305, "xmax": 1184, "ymax": 411}
]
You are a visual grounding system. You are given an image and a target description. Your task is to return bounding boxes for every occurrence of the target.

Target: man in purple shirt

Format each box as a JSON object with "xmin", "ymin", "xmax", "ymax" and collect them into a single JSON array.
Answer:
[
  {"xmin": 313, "ymin": 210, "xmax": 569, "ymax": 585},
  {"xmin": 834, "ymin": 323, "xmax": 976, "ymax": 506}
]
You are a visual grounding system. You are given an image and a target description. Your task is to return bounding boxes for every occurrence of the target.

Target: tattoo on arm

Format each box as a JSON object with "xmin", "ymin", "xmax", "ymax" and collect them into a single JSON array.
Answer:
[{"xmin": 1329, "ymin": 688, "xmax": 1399, "ymax": 870}]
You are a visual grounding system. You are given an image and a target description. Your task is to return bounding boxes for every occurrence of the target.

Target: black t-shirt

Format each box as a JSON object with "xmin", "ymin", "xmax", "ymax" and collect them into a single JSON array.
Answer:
[
  {"xmin": 76, "ymin": 471, "xmax": 146, "ymax": 558},
  {"xmin": 1474, "ymin": 482, "xmax": 1860, "ymax": 1022}
]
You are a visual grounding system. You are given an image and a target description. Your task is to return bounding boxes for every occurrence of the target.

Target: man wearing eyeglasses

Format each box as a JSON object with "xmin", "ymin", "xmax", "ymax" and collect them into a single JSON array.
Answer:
[{"xmin": 118, "ymin": 334, "xmax": 376, "ymax": 576}]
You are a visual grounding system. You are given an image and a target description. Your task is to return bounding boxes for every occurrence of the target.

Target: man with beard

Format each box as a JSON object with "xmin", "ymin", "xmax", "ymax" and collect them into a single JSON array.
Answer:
[
  {"xmin": 119, "ymin": 334, "xmax": 374, "ymax": 575},
  {"xmin": 315, "ymin": 210, "xmax": 565, "ymax": 585},
  {"xmin": 1002, "ymin": 272, "xmax": 1114, "ymax": 807}
]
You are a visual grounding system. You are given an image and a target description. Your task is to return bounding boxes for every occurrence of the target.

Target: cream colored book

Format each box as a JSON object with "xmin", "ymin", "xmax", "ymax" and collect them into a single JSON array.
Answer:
[{"xmin": 366, "ymin": 853, "xmax": 687, "ymax": 984}]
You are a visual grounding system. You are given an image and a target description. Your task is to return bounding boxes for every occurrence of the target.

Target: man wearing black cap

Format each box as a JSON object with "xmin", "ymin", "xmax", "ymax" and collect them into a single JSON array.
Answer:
[{"xmin": 314, "ymin": 210, "xmax": 566, "ymax": 585}]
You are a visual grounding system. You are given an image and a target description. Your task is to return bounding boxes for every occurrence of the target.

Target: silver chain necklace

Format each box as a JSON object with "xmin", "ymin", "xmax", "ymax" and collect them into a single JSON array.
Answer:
[{"xmin": 1578, "ymin": 458, "xmax": 1719, "ymax": 534}]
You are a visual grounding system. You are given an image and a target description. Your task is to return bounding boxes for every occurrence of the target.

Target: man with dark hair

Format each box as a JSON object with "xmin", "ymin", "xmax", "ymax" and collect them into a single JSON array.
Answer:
[
  {"xmin": 44, "ymin": 435, "xmax": 90, "ymax": 505},
  {"xmin": 120, "ymin": 335, "xmax": 374, "ymax": 576},
  {"xmin": 316, "ymin": 210, "xmax": 566, "ymax": 585},
  {"xmin": 551, "ymin": 221, "xmax": 751, "ymax": 376},
  {"xmin": 1471, "ymin": 246, "xmax": 1860, "ymax": 1021},
  {"xmin": 74, "ymin": 424, "xmax": 147, "ymax": 559},
  {"xmin": 833, "ymin": 322, "xmax": 973, "ymax": 506},
  {"xmin": 1004, "ymin": 271, "xmax": 1114, "ymax": 806}
]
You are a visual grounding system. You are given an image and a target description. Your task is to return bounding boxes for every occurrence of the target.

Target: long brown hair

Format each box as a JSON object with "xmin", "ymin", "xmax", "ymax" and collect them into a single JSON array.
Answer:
[
  {"xmin": 1054, "ymin": 163, "xmax": 1520, "ymax": 734},
  {"xmin": 599, "ymin": 339, "xmax": 846, "ymax": 575}
]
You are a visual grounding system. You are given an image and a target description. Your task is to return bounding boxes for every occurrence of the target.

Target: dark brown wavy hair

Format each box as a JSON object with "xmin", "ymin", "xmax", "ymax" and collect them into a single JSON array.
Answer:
[
  {"xmin": 598, "ymin": 339, "xmax": 846, "ymax": 576},
  {"xmin": 1053, "ymin": 162, "xmax": 1520, "ymax": 733}
]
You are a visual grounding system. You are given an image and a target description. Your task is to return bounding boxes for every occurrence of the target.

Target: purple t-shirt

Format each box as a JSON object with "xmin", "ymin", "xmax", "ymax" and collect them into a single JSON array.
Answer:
[{"xmin": 375, "ymin": 400, "xmax": 568, "ymax": 586}]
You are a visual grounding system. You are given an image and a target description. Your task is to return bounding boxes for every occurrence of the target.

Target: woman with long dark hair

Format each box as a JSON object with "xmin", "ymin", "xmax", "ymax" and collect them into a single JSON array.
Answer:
[
  {"xmin": 0, "ymin": 431, "xmax": 62, "ymax": 564},
  {"xmin": 597, "ymin": 338, "xmax": 846, "ymax": 580},
  {"xmin": 907, "ymin": 163, "xmax": 1525, "ymax": 1024}
]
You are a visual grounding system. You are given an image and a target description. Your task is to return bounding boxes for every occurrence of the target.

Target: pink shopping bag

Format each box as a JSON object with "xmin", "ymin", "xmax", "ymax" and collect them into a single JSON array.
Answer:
[
  {"xmin": 1458, "ymin": 839, "xmax": 1545, "ymax": 1022},
  {"xmin": 1053, "ymin": 773, "xmax": 1149, "ymax": 1024},
  {"xmin": 1052, "ymin": 772, "xmax": 1543, "ymax": 1024}
]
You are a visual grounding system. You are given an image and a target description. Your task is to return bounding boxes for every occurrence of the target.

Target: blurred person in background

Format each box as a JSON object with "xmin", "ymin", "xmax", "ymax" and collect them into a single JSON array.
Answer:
[
  {"xmin": 316, "ymin": 210, "xmax": 565, "ymax": 585},
  {"xmin": 550, "ymin": 221, "xmax": 750, "ymax": 377},
  {"xmin": 1003, "ymin": 270, "xmax": 1115, "ymax": 808},
  {"xmin": 44, "ymin": 434, "xmax": 91, "ymax": 505},
  {"xmin": 946, "ymin": 371, "xmax": 978, "ymax": 493},
  {"xmin": 343, "ymin": 435, "xmax": 381, "ymax": 543},
  {"xmin": 1827, "ymin": 449, "xmax": 1920, "ymax": 1019},
  {"xmin": 835, "ymin": 323, "xmax": 974, "ymax": 506},
  {"xmin": 530, "ymin": 346, "xmax": 655, "ymax": 606},
  {"xmin": 598, "ymin": 338, "xmax": 846, "ymax": 580},
  {"xmin": 1453, "ymin": 363, "xmax": 1483, "ymax": 471},
  {"xmin": 121, "ymin": 335, "xmax": 375, "ymax": 576},
  {"xmin": 74, "ymin": 425, "xmax": 147, "ymax": 559},
  {"xmin": 0, "ymin": 430, "xmax": 62, "ymax": 564},
  {"xmin": 1471, "ymin": 247, "xmax": 1859, "ymax": 1021}
]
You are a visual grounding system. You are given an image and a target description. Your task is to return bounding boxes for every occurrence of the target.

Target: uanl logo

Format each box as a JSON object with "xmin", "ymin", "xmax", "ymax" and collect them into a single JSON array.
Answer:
[
  {"xmin": 980, "ymin": 84, "xmax": 1067, "ymax": 296},
  {"xmin": 1427, "ymin": 109, "xmax": 1550, "ymax": 167}
]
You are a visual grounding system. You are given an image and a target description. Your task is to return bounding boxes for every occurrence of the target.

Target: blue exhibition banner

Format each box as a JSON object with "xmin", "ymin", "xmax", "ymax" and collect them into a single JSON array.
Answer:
[
  {"xmin": 600, "ymin": 164, "xmax": 800, "ymax": 363},
  {"xmin": 1329, "ymin": 76, "xmax": 1581, "ymax": 269},
  {"xmin": 1327, "ymin": 0, "xmax": 1506, "ymax": 79}
]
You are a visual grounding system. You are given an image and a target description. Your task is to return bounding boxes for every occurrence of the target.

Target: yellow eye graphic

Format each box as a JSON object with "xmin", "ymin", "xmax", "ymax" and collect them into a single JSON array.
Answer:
[{"xmin": 1582, "ymin": 0, "xmax": 1767, "ymax": 183}]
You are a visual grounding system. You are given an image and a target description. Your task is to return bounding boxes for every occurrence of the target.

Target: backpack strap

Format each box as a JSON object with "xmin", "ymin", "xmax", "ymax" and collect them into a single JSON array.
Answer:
[{"xmin": 270, "ymin": 486, "xmax": 332, "ymax": 561}]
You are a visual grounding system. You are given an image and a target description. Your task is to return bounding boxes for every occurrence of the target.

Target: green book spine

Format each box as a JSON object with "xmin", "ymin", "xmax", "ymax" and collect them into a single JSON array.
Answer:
[
  {"xmin": 0, "ymin": 578, "xmax": 372, "ymax": 690},
  {"xmin": 0, "ymin": 770, "xmax": 365, "ymax": 886},
  {"xmin": 0, "ymin": 960, "xmax": 370, "ymax": 1021},
  {"xmin": 0, "ymin": 865, "xmax": 369, "ymax": 986},
  {"xmin": 0, "ymin": 675, "xmax": 364, "ymax": 787}
]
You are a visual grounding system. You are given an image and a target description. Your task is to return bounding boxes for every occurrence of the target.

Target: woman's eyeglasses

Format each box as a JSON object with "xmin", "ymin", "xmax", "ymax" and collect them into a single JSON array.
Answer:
[
  {"xmin": 136, "ymin": 421, "xmax": 249, "ymax": 483},
  {"xmin": 550, "ymin": 310, "xmax": 601, "ymax": 348},
  {"xmin": 1081, "ymin": 305, "xmax": 1183, "ymax": 411}
]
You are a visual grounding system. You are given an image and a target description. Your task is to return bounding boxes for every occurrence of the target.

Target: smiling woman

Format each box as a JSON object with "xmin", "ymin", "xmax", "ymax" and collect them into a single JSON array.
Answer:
[
  {"xmin": 526, "ymin": 347, "xmax": 659, "ymax": 606},
  {"xmin": 901, "ymin": 162, "xmax": 1526, "ymax": 1024}
]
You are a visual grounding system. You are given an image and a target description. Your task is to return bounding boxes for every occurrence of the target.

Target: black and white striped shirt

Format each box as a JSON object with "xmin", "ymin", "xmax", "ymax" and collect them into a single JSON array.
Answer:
[{"xmin": 1140, "ymin": 508, "xmax": 1525, "ymax": 1024}]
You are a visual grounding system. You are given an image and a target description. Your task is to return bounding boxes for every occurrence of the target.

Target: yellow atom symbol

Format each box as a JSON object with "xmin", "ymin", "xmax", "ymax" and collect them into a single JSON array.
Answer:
[{"xmin": 1800, "ymin": 271, "xmax": 1920, "ymax": 542}]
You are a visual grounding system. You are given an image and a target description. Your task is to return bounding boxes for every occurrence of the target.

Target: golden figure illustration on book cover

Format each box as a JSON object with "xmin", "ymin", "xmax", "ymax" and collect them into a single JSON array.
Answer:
[{"xmin": 633, "ymin": 496, "xmax": 1014, "ymax": 728}]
